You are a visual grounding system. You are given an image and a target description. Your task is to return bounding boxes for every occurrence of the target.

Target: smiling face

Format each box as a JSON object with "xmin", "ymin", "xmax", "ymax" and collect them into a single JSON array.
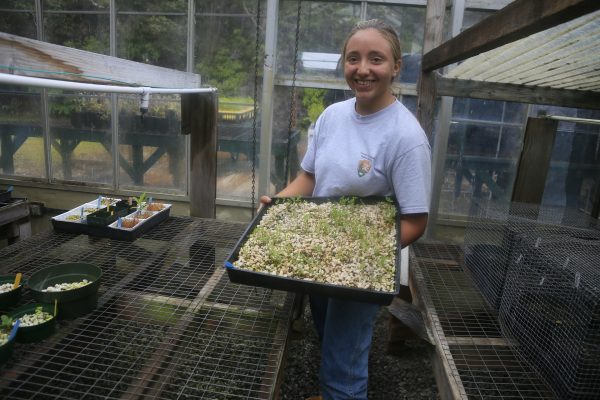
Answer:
[{"xmin": 343, "ymin": 28, "xmax": 401, "ymax": 115}]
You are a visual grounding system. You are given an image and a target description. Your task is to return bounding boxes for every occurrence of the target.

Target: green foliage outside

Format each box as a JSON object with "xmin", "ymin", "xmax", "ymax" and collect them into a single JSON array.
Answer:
[{"xmin": 301, "ymin": 88, "xmax": 327, "ymax": 129}]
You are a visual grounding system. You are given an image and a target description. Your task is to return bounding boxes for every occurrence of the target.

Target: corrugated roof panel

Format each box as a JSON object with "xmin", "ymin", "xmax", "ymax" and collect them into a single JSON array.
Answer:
[{"xmin": 446, "ymin": 9, "xmax": 600, "ymax": 92}]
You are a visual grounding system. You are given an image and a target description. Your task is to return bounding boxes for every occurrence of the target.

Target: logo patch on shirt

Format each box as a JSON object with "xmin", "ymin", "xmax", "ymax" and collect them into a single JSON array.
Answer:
[{"xmin": 357, "ymin": 159, "xmax": 372, "ymax": 177}]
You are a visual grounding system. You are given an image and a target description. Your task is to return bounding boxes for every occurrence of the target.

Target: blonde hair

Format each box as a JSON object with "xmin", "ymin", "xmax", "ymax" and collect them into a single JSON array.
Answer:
[{"xmin": 340, "ymin": 19, "xmax": 403, "ymax": 78}]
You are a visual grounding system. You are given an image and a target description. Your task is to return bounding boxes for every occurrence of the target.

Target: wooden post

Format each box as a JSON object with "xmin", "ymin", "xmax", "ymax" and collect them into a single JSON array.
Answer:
[
  {"xmin": 182, "ymin": 91, "xmax": 218, "ymax": 218},
  {"xmin": 417, "ymin": 0, "xmax": 447, "ymax": 138},
  {"xmin": 511, "ymin": 117, "xmax": 559, "ymax": 204}
]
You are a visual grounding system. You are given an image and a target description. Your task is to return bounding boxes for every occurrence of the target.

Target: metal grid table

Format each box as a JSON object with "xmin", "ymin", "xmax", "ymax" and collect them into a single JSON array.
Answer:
[
  {"xmin": 0, "ymin": 216, "xmax": 294, "ymax": 399},
  {"xmin": 411, "ymin": 241, "xmax": 556, "ymax": 399}
]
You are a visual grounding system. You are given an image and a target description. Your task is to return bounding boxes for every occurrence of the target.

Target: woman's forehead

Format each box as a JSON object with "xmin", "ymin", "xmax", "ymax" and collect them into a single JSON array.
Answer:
[{"xmin": 346, "ymin": 28, "xmax": 392, "ymax": 52}]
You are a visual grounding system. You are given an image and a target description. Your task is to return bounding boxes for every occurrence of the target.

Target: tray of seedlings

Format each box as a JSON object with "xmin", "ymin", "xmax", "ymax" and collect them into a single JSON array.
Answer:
[
  {"xmin": 51, "ymin": 194, "xmax": 172, "ymax": 241},
  {"xmin": 224, "ymin": 196, "xmax": 401, "ymax": 305}
]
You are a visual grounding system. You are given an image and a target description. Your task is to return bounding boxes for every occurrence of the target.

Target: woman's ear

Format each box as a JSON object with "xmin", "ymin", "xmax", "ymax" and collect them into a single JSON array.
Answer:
[{"xmin": 394, "ymin": 60, "xmax": 402, "ymax": 78}]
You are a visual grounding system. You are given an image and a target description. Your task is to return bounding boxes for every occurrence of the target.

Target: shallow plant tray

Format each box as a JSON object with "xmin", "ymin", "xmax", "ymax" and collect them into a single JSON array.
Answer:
[
  {"xmin": 51, "ymin": 202, "xmax": 171, "ymax": 241},
  {"xmin": 224, "ymin": 196, "xmax": 402, "ymax": 305}
]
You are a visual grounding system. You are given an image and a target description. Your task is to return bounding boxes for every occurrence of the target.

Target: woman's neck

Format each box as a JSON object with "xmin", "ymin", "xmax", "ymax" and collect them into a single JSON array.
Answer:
[{"xmin": 355, "ymin": 93, "xmax": 396, "ymax": 116}]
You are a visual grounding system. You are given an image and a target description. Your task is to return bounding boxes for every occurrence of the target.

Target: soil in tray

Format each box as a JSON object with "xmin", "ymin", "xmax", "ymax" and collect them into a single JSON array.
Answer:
[{"xmin": 161, "ymin": 309, "xmax": 279, "ymax": 399}]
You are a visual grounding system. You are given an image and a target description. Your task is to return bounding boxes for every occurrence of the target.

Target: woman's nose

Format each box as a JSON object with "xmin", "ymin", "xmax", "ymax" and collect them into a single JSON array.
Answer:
[{"xmin": 356, "ymin": 60, "xmax": 369, "ymax": 74}]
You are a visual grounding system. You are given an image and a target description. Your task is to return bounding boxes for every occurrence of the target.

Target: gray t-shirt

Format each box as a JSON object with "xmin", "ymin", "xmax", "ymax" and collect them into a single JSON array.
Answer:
[{"xmin": 301, "ymin": 98, "xmax": 431, "ymax": 215}]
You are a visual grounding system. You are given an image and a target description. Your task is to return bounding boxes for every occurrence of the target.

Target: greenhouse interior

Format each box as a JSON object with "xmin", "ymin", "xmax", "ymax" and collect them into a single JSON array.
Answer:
[{"xmin": 0, "ymin": 0, "xmax": 599, "ymax": 399}]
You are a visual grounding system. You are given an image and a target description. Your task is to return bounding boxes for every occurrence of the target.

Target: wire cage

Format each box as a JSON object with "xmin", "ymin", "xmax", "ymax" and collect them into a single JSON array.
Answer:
[
  {"xmin": 498, "ymin": 230, "xmax": 600, "ymax": 400},
  {"xmin": 463, "ymin": 201, "xmax": 600, "ymax": 310}
]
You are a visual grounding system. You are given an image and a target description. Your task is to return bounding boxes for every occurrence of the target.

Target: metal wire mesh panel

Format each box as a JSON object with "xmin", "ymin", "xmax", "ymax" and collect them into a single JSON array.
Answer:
[
  {"xmin": 411, "ymin": 241, "xmax": 556, "ymax": 399},
  {"xmin": 463, "ymin": 201, "xmax": 600, "ymax": 310},
  {"xmin": 0, "ymin": 216, "xmax": 294, "ymax": 399},
  {"xmin": 451, "ymin": 344, "xmax": 554, "ymax": 399},
  {"xmin": 499, "ymin": 236, "xmax": 600, "ymax": 400}
]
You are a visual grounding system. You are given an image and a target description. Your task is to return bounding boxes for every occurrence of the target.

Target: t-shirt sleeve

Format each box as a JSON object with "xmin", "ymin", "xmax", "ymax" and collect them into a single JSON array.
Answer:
[
  {"xmin": 300, "ymin": 113, "xmax": 325, "ymax": 174},
  {"xmin": 391, "ymin": 142, "xmax": 432, "ymax": 215}
]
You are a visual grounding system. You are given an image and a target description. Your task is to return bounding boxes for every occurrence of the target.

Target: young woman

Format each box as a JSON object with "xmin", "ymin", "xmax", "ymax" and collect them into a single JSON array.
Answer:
[{"xmin": 262, "ymin": 19, "xmax": 431, "ymax": 400}]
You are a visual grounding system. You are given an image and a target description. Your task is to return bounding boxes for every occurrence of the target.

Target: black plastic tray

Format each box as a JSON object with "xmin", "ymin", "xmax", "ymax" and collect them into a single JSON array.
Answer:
[
  {"xmin": 224, "ymin": 196, "xmax": 401, "ymax": 305},
  {"xmin": 51, "ymin": 204, "xmax": 171, "ymax": 241},
  {"xmin": 0, "ymin": 190, "xmax": 11, "ymax": 203}
]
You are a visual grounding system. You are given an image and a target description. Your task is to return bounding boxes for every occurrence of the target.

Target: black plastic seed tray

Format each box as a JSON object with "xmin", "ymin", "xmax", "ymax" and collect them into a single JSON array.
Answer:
[
  {"xmin": 51, "ymin": 203, "xmax": 171, "ymax": 241},
  {"xmin": 224, "ymin": 196, "xmax": 402, "ymax": 305}
]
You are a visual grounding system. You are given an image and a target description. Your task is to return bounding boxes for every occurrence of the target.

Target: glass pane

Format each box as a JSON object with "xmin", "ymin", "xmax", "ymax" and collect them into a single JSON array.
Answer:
[
  {"xmin": 0, "ymin": 85, "xmax": 45, "ymax": 178},
  {"xmin": 217, "ymin": 103, "xmax": 258, "ymax": 202},
  {"xmin": 401, "ymin": 95, "xmax": 417, "ymax": 115},
  {"xmin": 195, "ymin": 0, "xmax": 262, "ymax": 98},
  {"xmin": 117, "ymin": 0, "xmax": 186, "ymax": 13},
  {"xmin": 117, "ymin": 8, "xmax": 186, "ymax": 70},
  {"xmin": 279, "ymin": 1, "xmax": 360, "ymax": 79},
  {"xmin": 367, "ymin": 4, "xmax": 425, "ymax": 84},
  {"xmin": 535, "ymin": 106, "xmax": 600, "ymax": 213},
  {"xmin": 44, "ymin": 0, "xmax": 109, "ymax": 11},
  {"xmin": 48, "ymin": 91, "xmax": 113, "ymax": 184},
  {"xmin": 462, "ymin": 9, "xmax": 494, "ymax": 30},
  {"xmin": 194, "ymin": 0, "xmax": 263, "ymax": 202},
  {"xmin": 118, "ymin": 94, "xmax": 185, "ymax": 193},
  {"xmin": 439, "ymin": 98, "xmax": 528, "ymax": 216},
  {"xmin": 44, "ymin": 13, "xmax": 110, "ymax": 54},
  {"xmin": 0, "ymin": 2, "xmax": 36, "ymax": 39}
]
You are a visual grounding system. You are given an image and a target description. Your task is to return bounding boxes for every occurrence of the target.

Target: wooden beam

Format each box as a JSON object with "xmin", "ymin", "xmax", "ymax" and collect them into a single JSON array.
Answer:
[
  {"xmin": 417, "ymin": 0, "xmax": 447, "ymax": 138},
  {"xmin": 183, "ymin": 92, "xmax": 217, "ymax": 218},
  {"xmin": 0, "ymin": 32, "xmax": 200, "ymax": 88},
  {"xmin": 437, "ymin": 75, "xmax": 600, "ymax": 110},
  {"xmin": 512, "ymin": 117, "xmax": 559, "ymax": 204},
  {"xmin": 422, "ymin": 0, "xmax": 600, "ymax": 72}
]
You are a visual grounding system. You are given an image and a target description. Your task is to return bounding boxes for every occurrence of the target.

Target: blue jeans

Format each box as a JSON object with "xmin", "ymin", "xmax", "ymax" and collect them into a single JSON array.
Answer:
[{"xmin": 310, "ymin": 295, "xmax": 380, "ymax": 400}]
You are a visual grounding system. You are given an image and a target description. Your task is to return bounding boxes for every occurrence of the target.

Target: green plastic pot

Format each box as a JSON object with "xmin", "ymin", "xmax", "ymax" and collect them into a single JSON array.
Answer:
[
  {"xmin": 9, "ymin": 304, "xmax": 56, "ymax": 343},
  {"xmin": 28, "ymin": 263, "xmax": 102, "ymax": 320},
  {"xmin": 0, "ymin": 327, "xmax": 17, "ymax": 365},
  {"xmin": 0, "ymin": 276, "xmax": 23, "ymax": 310}
]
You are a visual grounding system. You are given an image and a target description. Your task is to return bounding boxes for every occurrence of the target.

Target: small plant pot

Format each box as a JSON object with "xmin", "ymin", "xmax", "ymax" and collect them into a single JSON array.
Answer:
[
  {"xmin": 146, "ymin": 202, "xmax": 165, "ymax": 212},
  {"xmin": 9, "ymin": 304, "xmax": 56, "ymax": 343},
  {"xmin": 27, "ymin": 263, "xmax": 102, "ymax": 320},
  {"xmin": 0, "ymin": 276, "xmax": 23, "ymax": 310},
  {"xmin": 86, "ymin": 206, "xmax": 129, "ymax": 227},
  {"xmin": 0, "ymin": 328, "xmax": 17, "ymax": 365},
  {"xmin": 119, "ymin": 217, "xmax": 142, "ymax": 229}
]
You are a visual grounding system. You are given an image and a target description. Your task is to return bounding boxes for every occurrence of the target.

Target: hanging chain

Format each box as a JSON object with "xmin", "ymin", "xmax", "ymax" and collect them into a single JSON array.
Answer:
[
  {"xmin": 285, "ymin": 0, "xmax": 302, "ymax": 187},
  {"xmin": 250, "ymin": 0, "xmax": 262, "ymax": 217}
]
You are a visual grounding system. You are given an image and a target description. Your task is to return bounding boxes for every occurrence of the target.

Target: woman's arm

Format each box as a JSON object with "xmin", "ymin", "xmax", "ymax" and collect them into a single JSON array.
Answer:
[
  {"xmin": 260, "ymin": 171, "xmax": 316, "ymax": 206},
  {"xmin": 400, "ymin": 213, "xmax": 428, "ymax": 248}
]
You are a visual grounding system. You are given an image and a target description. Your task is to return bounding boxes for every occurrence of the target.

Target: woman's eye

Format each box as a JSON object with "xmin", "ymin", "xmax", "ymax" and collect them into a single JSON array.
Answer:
[{"xmin": 371, "ymin": 57, "xmax": 383, "ymax": 63}]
